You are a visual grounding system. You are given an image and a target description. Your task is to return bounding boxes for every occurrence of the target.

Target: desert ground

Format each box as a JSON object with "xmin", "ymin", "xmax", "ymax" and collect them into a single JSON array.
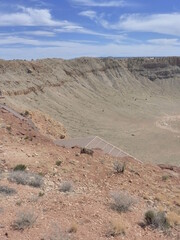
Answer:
[
  {"xmin": 0, "ymin": 105, "xmax": 179, "ymax": 240},
  {"xmin": 0, "ymin": 57, "xmax": 180, "ymax": 165}
]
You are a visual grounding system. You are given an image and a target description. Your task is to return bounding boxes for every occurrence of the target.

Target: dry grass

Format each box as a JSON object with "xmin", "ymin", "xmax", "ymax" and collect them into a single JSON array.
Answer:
[
  {"xmin": 167, "ymin": 212, "xmax": 180, "ymax": 227},
  {"xmin": 68, "ymin": 223, "xmax": 77, "ymax": 233},
  {"xmin": 107, "ymin": 218, "xmax": 126, "ymax": 237}
]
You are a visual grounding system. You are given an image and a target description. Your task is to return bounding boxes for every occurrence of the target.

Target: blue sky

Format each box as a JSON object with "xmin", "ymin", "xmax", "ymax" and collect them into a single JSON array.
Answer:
[{"xmin": 0, "ymin": 0, "xmax": 180, "ymax": 59}]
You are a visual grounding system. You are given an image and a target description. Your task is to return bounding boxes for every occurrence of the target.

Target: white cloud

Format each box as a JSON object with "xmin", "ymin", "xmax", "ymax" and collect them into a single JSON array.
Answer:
[
  {"xmin": 55, "ymin": 27, "xmax": 126, "ymax": 41},
  {"xmin": 23, "ymin": 30, "xmax": 56, "ymax": 37},
  {"xmin": 0, "ymin": 7, "xmax": 74, "ymax": 27},
  {"xmin": 79, "ymin": 10, "xmax": 97, "ymax": 20},
  {"xmin": 105, "ymin": 13, "xmax": 180, "ymax": 37},
  {"xmin": 71, "ymin": 0, "xmax": 126, "ymax": 7},
  {"xmin": 148, "ymin": 38, "xmax": 180, "ymax": 46}
]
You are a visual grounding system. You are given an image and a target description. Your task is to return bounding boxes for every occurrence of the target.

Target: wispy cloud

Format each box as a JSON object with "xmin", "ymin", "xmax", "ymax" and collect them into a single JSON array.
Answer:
[
  {"xmin": 71, "ymin": 0, "xmax": 126, "ymax": 7},
  {"xmin": 148, "ymin": 38, "xmax": 180, "ymax": 45},
  {"xmin": 103, "ymin": 13, "xmax": 180, "ymax": 37},
  {"xmin": 79, "ymin": 10, "xmax": 97, "ymax": 20},
  {"xmin": 0, "ymin": 6, "xmax": 74, "ymax": 27},
  {"xmin": 55, "ymin": 27, "xmax": 126, "ymax": 41},
  {"xmin": 23, "ymin": 30, "xmax": 56, "ymax": 37}
]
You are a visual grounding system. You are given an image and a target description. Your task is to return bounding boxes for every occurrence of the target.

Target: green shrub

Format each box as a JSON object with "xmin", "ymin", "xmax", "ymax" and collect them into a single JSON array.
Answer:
[
  {"xmin": 145, "ymin": 210, "xmax": 170, "ymax": 230},
  {"xmin": 14, "ymin": 164, "xmax": 26, "ymax": 171},
  {"xmin": 56, "ymin": 160, "xmax": 62, "ymax": 166}
]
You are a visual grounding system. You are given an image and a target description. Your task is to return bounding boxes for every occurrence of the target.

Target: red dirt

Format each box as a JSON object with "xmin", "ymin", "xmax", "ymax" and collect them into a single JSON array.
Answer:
[{"xmin": 0, "ymin": 108, "xmax": 179, "ymax": 240}]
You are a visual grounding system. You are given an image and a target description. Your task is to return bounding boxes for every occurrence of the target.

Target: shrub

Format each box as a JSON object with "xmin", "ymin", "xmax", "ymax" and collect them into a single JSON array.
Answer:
[
  {"xmin": 80, "ymin": 148, "xmax": 94, "ymax": 156},
  {"xmin": 144, "ymin": 210, "xmax": 170, "ymax": 230},
  {"xmin": 13, "ymin": 164, "xmax": 26, "ymax": 171},
  {"xmin": 6, "ymin": 126, "xmax": 11, "ymax": 131},
  {"xmin": 8, "ymin": 171, "xmax": 43, "ymax": 188},
  {"xmin": 56, "ymin": 160, "xmax": 62, "ymax": 166},
  {"xmin": 111, "ymin": 191, "xmax": 135, "ymax": 213},
  {"xmin": 24, "ymin": 110, "xmax": 30, "ymax": 117},
  {"xmin": 59, "ymin": 181, "xmax": 73, "ymax": 193},
  {"xmin": 145, "ymin": 210, "xmax": 156, "ymax": 225},
  {"xmin": 113, "ymin": 161, "xmax": 126, "ymax": 174},
  {"xmin": 0, "ymin": 185, "xmax": 17, "ymax": 196},
  {"xmin": 12, "ymin": 211, "xmax": 36, "ymax": 230},
  {"xmin": 48, "ymin": 225, "xmax": 70, "ymax": 240},
  {"xmin": 162, "ymin": 175, "xmax": 169, "ymax": 181}
]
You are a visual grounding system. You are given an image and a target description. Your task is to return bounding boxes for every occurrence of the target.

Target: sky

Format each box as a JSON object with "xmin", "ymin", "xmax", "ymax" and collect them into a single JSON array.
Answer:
[{"xmin": 0, "ymin": 0, "xmax": 180, "ymax": 59}]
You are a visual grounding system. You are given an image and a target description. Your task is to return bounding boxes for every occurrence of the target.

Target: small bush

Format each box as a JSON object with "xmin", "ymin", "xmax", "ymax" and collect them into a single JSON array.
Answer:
[
  {"xmin": 48, "ymin": 225, "xmax": 70, "ymax": 240},
  {"xmin": 8, "ymin": 171, "xmax": 43, "ymax": 188},
  {"xmin": 39, "ymin": 191, "xmax": 44, "ymax": 197},
  {"xmin": 59, "ymin": 181, "xmax": 73, "ymax": 193},
  {"xmin": 106, "ymin": 218, "xmax": 126, "ymax": 237},
  {"xmin": 56, "ymin": 160, "xmax": 62, "ymax": 166},
  {"xmin": 24, "ymin": 110, "xmax": 30, "ymax": 117},
  {"xmin": 145, "ymin": 210, "xmax": 156, "ymax": 225},
  {"xmin": 0, "ymin": 186, "xmax": 17, "ymax": 196},
  {"xmin": 113, "ymin": 161, "xmax": 126, "ymax": 174},
  {"xmin": 12, "ymin": 211, "xmax": 36, "ymax": 230},
  {"xmin": 111, "ymin": 191, "xmax": 135, "ymax": 213},
  {"xmin": 6, "ymin": 126, "xmax": 11, "ymax": 131},
  {"xmin": 144, "ymin": 210, "xmax": 170, "ymax": 230},
  {"xmin": 162, "ymin": 175, "xmax": 169, "ymax": 181},
  {"xmin": 14, "ymin": 164, "xmax": 26, "ymax": 171},
  {"xmin": 80, "ymin": 148, "xmax": 94, "ymax": 156}
]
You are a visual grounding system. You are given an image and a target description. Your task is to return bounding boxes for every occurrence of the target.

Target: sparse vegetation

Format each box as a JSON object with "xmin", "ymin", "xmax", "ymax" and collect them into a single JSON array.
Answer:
[
  {"xmin": 106, "ymin": 218, "xmax": 126, "ymax": 237},
  {"xmin": 111, "ymin": 191, "xmax": 136, "ymax": 213},
  {"xmin": 68, "ymin": 223, "xmax": 77, "ymax": 233},
  {"xmin": 12, "ymin": 211, "xmax": 36, "ymax": 230},
  {"xmin": 113, "ymin": 161, "xmax": 126, "ymax": 174},
  {"xmin": 24, "ymin": 110, "xmax": 30, "ymax": 117},
  {"xmin": 59, "ymin": 181, "xmax": 73, "ymax": 193},
  {"xmin": 0, "ymin": 185, "xmax": 17, "ymax": 196},
  {"xmin": 144, "ymin": 210, "xmax": 170, "ymax": 230},
  {"xmin": 47, "ymin": 225, "xmax": 71, "ymax": 240},
  {"xmin": 8, "ymin": 171, "xmax": 43, "ymax": 188},
  {"xmin": 39, "ymin": 191, "xmax": 44, "ymax": 197},
  {"xmin": 6, "ymin": 125, "xmax": 11, "ymax": 131},
  {"xmin": 56, "ymin": 160, "xmax": 62, "ymax": 166},
  {"xmin": 162, "ymin": 175, "xmax": 169, "ymax": 181},
  {"xmin": 80, "ymin": 148, "xmax": 94, "ymax": 156},
  {"xmin": 167, "ymin": 211, "xmax": 180, "ymax": 227},
  {"xmin": 13, "ymin": 164, "xmax": 27, "ymax": 171}
]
